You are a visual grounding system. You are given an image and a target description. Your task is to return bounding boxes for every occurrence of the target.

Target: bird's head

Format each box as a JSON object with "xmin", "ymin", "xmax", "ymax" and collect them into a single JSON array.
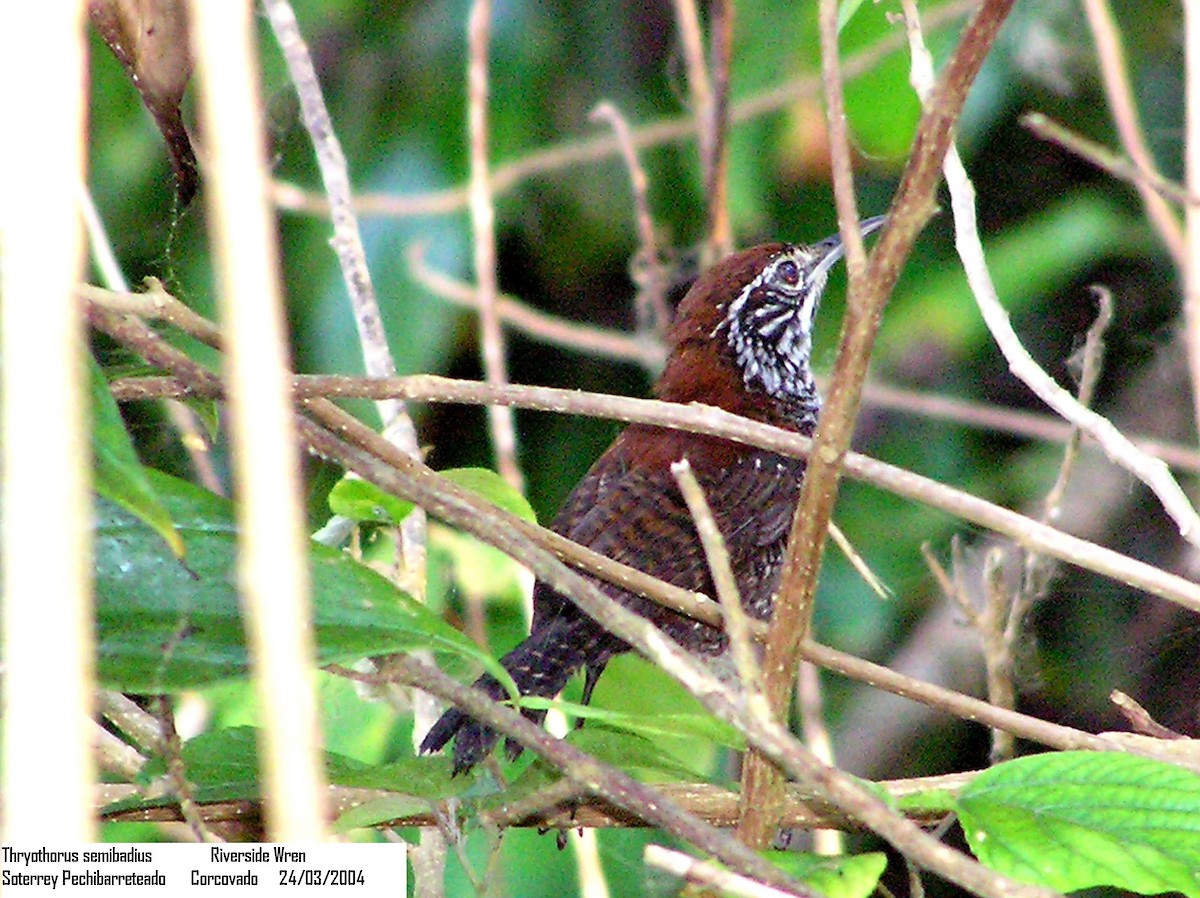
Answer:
[{"xmin": 657, "ymin": 217, "xmax": 885, "ymax": 430}]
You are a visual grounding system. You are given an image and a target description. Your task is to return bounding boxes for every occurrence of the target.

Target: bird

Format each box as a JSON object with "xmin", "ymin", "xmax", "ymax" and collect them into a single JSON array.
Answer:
[{"xmin": 422, "ymin": 217, "xmax": 886, "ymax": 774}]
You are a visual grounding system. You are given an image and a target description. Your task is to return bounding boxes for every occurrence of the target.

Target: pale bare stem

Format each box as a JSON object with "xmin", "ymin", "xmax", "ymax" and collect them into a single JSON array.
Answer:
[
  {"xmin": 1110, "ymin": 690, "xmax": 1186, "ymax": 739},
  {"xmin": 671, "ymin": 0, "xmax": 716, "ymax": 260},
  {"xmin": 260, "ymin": 0, "xmax": 428, "ymax": 613},
  {"xmin": 705, "ymin": 0, "xmax": 734, "ymax": 258},
  {"xmin": 467, "ymin": 0, "xmax": 523, "ymax": 493},
  {"xmin": 796, "ymin": 661, "xmax": 842, "ymax": 856},
  {"xmin": 857, "ymin": 378, "xmax": 1200, "ymax": 474},
  {"xmin": 273, "ymin": 2, "xmax": 976, "ymax": 222},
  {"xmin": 905, "ymin": 2, "xmax": 1200, "ymax": 547},
  {"xmin": 671, "ymin": 460, "xmax": 766, "ymax": 699},
  {"xmin": 78, "ymin": 192, "xmax": 225, "ymax": 495},
  {"xmin": 93, "ymin": 724, "xmax": 148, "ymax": 782},
  {"xmin": 1082, "ymin": 0, "xmax": 1185, "ymax": 269},
  {"xmin": 1022, "ymin": 113, "xmax": 1199, "ymax": 208},
  {"xmin": 980, "ymin": 551, "xmax": 1018, "ymax": 763},
  {"xmin": 107, "ymin": 367, "xmax": 1200, "ymax": 614},
  {"xmin": 186, "ymin": 0, "xmax": 325, "ymax": 841},
  {"xmin": 819, "ymin": 0, "xmax": 867, "ymax": 276},
  {"xmin": 261, "ymin": 0, "xmax": 401, "ymax": 411},
  {"xmin": 827, "ymin": 521, "xmax": 891, "ymax": 599},
  {"xmin": 590, "ymin": 102, "xmax": 670, "ymax": 337},
  {"xmin": 97, "ymin": 690, "xmax": 165, "ymax": 752},
  {"xmin": 644, "ymin": 846, "xmax": 809, "ymax": 898},
  {"xmin": 408, "ymin": 242, "xmax": 667, "ymax": 370},
  {"xmin": 1187, "ymin": 0, "xmax": 1200, "ymax": 443}
]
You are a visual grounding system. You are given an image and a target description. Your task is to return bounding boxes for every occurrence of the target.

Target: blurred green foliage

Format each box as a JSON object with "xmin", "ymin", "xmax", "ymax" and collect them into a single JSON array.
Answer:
[{"xmin": 88, "ymin": 0, "xmax": 1198, "ymax": 893}]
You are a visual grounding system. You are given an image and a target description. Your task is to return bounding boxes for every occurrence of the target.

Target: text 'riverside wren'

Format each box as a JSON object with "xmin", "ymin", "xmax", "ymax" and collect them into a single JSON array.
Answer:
[{"xmin": 423, "ymin": 218, "xmax": 885, "ymax": 773}]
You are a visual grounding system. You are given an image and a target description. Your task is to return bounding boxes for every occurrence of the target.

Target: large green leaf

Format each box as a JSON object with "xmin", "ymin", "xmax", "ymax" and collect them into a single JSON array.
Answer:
[
  {"xmin": 957, "ymin": 751, "xmax": 1200, "ymax": 897},
  {"xmin": 95, "ymin": 470, "xmax": 498, "ymax": 691},
  {"xmin": 91, "ymin": 352, "xmax": 183, "ymax": 557}
]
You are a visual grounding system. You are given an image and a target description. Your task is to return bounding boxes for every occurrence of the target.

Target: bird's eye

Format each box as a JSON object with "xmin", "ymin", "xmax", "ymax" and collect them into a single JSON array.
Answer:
[{"xmin": 774, "ymin": 259, "xmax": 801, "ymax": 287}]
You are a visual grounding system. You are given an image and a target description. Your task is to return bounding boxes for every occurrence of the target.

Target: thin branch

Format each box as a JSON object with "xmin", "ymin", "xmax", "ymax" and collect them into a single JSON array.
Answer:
[
  {"xmin": 644, "ymin": 845, "xmax": 809, "ymax": 898},
  {"xmin": 103, "ymin": 369, "xmax": 1200, "ymax": 617},
  {"xmin": 1022, "ymin": 112, "xmax": 1200, "ymax": 208},
  {"xmin": 1082, "ymin": 0, "xmax": 1186, "ymax": 269},
  {"xmin": 1082, "ymin": 0, "xmax": 1199, "ymax": 440},
  {"xmin": 101, "ymin": 772, "xmax": 974, "ymax": 831},
  {"xmin": 271, "ymin": 1, "xmax": 977, "ymax": 221},
  {"xmin": 1187, "ymin": 0, "xmax": 1200, "ymax": 443},
  {"xmin": 1110, "ymin": 690, "xmax": 1186, "ymax": 739},
  {"xmin": 796, "ymin": 660, "xmax": 842, "ymax": 855},
  {"xmin": 752, "ymin": 0, "xmax": 1019, "ymax": 848},
  {"xmin": 590, "ymin": 102, "xmax": 671, "ymax": 337},
  {"xmin": 0, "ymin": 0, "xmax": 95, "ymax": 842},
  {"xmin": 408, "ymin": 242, "xmax": 667, "ymax": 370},
  {"xmin": 467, "ymin": 0, "xmax": 523, "ymax": 492},
  {"xmin": 672, "ymin": 460, "xmax": 766, "ymax": 698},
  {"xmin": 705, "ymin": 0, "xmax": 734, "ymax": 258},
  {"xmin": 261, "ymin": 0, "xmax": 427, "ymax": 602},
  {"xmin": 939, "ymin": 72, "xmax": 1200, "ymax": 545},
  {"xmin": 352, "ymin": 660, "xmax": 808, "ymax": 893},
  {"xmin": 186, "ymin": 0, "xmax": 326, "ymax": 841}
]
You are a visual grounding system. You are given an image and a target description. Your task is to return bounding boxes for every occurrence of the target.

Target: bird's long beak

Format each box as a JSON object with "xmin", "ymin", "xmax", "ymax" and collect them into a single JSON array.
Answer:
[{"xmin": 809, "ymin": 215, "xmax": 887, "ymax": 283}]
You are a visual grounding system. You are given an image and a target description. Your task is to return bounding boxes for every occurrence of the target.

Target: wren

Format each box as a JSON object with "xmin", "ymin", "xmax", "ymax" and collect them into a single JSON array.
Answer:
[{"xmin": 422, "ymin": 218, "xmax": 885, "ymax": 773}]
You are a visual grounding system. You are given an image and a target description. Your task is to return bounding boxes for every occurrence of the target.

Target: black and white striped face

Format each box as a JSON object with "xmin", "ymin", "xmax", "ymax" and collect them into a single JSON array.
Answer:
[
  {"xmin": 713, "ymin": 217, "xmax": 885, "ymax": 420},
  {"xmin": 716, "ymin": 243, "xmax": 841, "ymax": 405}
]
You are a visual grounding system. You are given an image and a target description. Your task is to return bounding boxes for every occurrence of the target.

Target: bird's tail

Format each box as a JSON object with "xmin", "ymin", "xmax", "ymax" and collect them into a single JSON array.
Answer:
[{"xmin": 419, "ymin": 618, "xmax": 615, "ymax": 774}]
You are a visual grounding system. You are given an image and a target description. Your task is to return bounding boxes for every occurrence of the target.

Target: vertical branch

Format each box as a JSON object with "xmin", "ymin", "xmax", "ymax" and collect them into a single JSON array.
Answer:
[
  {"xmin": 705, "ymin": 0, "xmax": 734, "ymax": 258},
  {"xmin": 1083, "ymin": 0, "xmax": 1194, "ymax": 436},
  {"xmin": 737, "ymin": 0, "xmax": 868, "ymax": 850},
  {"xmin": 187, "ymin": 0, "xmax": 327, "ymax": 841},
  {"xmin": 0, "ymin": 0, "xmax": 95, "ymax": 842},
  {"xmin": 740, "ymin": 0, "xmax": 1019, "ymax": 849},
  {"xmin": 819, "ymin": 0, "xmax": 867, "ymax": 276},
  {"xmin": 468, "ymin": 0, "xmax": 524, "ymax": 492},
  {"xmin": 1186, "ymin": 0, "xmax": 1200, "ymax": 442}
]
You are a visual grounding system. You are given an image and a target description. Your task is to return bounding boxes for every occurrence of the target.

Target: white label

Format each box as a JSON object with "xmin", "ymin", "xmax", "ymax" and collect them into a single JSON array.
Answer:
[{"xmin": 1, "ymin": 843, "xmax": 407, "ymax": 895}]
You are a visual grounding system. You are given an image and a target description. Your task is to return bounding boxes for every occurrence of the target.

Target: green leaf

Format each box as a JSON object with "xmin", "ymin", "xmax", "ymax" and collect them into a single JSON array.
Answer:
[
  {"xmin": 329, "ymin": 466, "xmax": 535, "ymax": 525},
  {"xmin": 516, "ymin": 696, "xmax": 744, "ymax": 751},
  {"xmin": 441, "ymin": 467, "xmax": 537, "ymax": 523},
  {"xmin": 91, "ymin": 352, "xmax": 184, "ymax": 557},
  {"xmin": 95, "ymin": 470, "xmax": 502, "ymax": 691},
  {"xmin": 763, "ymin": 852, "xmax": 887, "ymax": 898},
  {"xmin": 957, "ymin": 751, "xmax": 1200, "ymax": 897},
  {"xmin": 328, "ymin": 477, "xmax": 414, "ymax": 524},
  {"xmin": 333, "ymin": 796, "xmax": 431, "ymax": 834},
  {"xmin": 836, "ymin": 0, "xmax": 869, "ymax": 33}
]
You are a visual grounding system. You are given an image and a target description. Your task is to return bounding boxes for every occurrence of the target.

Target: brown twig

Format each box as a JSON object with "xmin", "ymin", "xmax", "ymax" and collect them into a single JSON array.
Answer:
[
  {"xmin": 705, "ymin": 0, "xmax": 734, "ymax": 258},
  {"xmin": 408, "ymin": 242, "xmax": 667, "ymax": 370},
  {"xmin": 672, "ymin": 460, "xmax": 766, "ymax": 698},
  {"xmin": 1110, "ymin": 690, "xmax": 1186, "ymax": 739},
  {"xmin": 1022, "ymin": 112, "xmax": 1199, "ymax": 208},
  {"xmin": 467, "ymin": 0, "xmax": 523, "ymax": 493},
  {"xmin": 271, "ymin": 2, "xmax": 978, "ymax": 222},
  {"xmin": 644, "ymin": 845, "xmax": 809, "ymax": 898},
  {"xmin": 589, "ymin": 102, "xmax": 671, "ymax": 338},
  {"xmin": 747, "ymin": 0, "xmax": 1019, "ymax": 848},
  {"xmin": 103, "ymin": 370, "xmax": 1200, "ymax": 616},
  {"xmin": 1082, "ymin": 0, "xmax": 1185, "ymax": 269}
]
